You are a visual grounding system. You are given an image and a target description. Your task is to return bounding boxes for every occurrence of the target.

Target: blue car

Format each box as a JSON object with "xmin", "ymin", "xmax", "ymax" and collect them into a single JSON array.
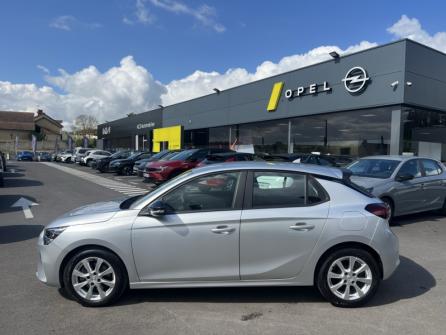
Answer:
[{"xmin": 17, "ymin": 151, "xmax": 34, "ymax": 161}]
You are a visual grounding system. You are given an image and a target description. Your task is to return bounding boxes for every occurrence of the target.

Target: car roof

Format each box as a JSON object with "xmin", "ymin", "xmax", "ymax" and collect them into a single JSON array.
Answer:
[
  {"xmin": 191, "ymin": 161, "xmax": 344, "ymax": 179},
  {"xmin": 359, "ymin": 155, "xmax": 439, "ymax": 162}
]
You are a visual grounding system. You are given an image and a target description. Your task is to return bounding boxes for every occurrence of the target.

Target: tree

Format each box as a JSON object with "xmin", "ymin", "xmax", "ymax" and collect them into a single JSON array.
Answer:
[{"xmin": 72, "ymin": 114, "xmax": 98, "ymax": 137}]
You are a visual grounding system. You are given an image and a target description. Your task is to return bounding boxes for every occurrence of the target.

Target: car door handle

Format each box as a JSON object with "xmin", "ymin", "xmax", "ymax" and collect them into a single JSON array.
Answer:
[
  {"xmin": 289, "ymin": 223, "xmax": 315, "ymax": 231},
  {"xmin": 211, "ymin": 225, "xmax": 235, "ymax": 234}
]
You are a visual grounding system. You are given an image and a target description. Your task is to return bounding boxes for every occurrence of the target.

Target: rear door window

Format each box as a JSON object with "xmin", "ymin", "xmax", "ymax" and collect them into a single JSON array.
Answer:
[{"xmin": 421, "ymin": 159, "xmax": 443, "ymax": 176}]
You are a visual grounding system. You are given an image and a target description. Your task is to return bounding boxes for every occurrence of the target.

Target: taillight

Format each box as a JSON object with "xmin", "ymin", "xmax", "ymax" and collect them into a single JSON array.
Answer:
[{"xmin": 365, "ymin": 203, "xmax": 389, "ymax": 219}]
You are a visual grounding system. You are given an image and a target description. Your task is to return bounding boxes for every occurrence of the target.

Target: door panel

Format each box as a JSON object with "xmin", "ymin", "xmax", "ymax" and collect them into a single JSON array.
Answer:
[
  {"xmin": 132, "ymin": 211, "xmax": 241, "ymax": 282},
  {"xmin": 240, "ymin": 203, "xmax": 329, "ymax": 280},
  {"xmin": 393, "ymin": 159, "xmax": 425, "ymax": 215}
]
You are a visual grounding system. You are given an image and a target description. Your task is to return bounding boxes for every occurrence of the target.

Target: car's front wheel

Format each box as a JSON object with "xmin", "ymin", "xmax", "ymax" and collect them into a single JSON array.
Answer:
[
  {"xmin": 316, "ymin": 248, "xmax": 380, "ymax": 307},
  {"xmin": 62, "ymin": 248, "xmax": 128, "ymax": 307}
]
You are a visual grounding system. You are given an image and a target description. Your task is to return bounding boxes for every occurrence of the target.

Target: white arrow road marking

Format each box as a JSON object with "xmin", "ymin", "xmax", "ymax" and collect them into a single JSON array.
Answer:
[{"xmin": 11, "ymin": 197, "xmax": 38, "ymax": 219}]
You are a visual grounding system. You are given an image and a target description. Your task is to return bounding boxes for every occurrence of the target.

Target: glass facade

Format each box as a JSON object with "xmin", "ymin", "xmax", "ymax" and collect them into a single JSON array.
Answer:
[
  {"xmin": 401, "ymin": 107, "xmax": 446, "ymax": 161},
  {"xmin": 291, "ymin": 107, "xmax": 392, "ymax": 156},
  {"xmin": 184, "ymin": 107, "xmax": 393, "ymax": 157}
]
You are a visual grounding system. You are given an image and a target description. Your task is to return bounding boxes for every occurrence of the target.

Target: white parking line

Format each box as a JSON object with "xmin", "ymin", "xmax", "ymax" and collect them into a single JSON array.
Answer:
[{"xmin": 41, "ymin": 162, "xmax": 148, "ymax": 196}]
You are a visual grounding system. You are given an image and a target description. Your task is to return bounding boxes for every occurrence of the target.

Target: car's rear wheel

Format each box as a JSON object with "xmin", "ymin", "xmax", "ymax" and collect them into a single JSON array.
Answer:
[
  {"xmin": 122, "ymin": 166, "xmax": 132, "ymax": 176},
  {"xmin": 316, "ymin": 248, "xmax": 380, "ymax": 308},
  {"xmin": 439, "ymin": 198, "xmax": 446, "ymax": 215},
  {"xmin": 63, "ymin": 249, "xmax": 128, "ymax": 307}
]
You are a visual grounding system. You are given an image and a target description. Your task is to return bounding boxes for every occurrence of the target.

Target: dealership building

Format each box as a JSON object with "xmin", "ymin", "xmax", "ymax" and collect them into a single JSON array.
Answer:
[{"xmin": 97, "ymin": 39, "xmax": 446, "ymax": 161}]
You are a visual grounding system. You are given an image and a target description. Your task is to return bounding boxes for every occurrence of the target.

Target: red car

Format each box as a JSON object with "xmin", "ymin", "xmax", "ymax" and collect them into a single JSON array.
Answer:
[
  {"xmin": 196, "ymin": 152, "xmax": 256, "ymax": 167},
  {"xmin": 143, "ymin": 148, "xmax": 232, "ymax": 183}
]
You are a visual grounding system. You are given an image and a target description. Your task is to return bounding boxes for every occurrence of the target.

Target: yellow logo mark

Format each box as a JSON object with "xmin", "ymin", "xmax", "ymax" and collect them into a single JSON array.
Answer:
[{"xmin": 267, "ymin": 82, "xmax": 284, "ymax": 112}]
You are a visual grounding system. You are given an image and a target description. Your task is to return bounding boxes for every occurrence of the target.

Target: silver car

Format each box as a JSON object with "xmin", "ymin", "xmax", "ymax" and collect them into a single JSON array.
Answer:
[
  {"xmin": 37, "ymin": 162, "xmax": 399, "ymax": 307},
  {"xmin": 348, "ymin": 156, "xmax": 446, "ymax": 219}
]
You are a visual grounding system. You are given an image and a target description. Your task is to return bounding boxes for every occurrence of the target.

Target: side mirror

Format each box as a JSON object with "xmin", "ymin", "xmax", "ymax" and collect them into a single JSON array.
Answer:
[
  {"xmin": 396, "ymin": 173, "xmax": 414, "ymax": 182},
  {"xmin": 141, "ymin": 200, "xmax": 170, "ymax": 217}
]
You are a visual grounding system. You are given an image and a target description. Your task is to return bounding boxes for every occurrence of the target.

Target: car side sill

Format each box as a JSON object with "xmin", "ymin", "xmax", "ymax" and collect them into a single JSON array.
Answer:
[{"xmin": 130, "ymin": 279, "xmax": 310, "ymax": 289}]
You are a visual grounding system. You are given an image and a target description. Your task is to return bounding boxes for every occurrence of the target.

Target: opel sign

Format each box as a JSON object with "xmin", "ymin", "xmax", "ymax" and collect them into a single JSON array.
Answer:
[{"xmin": 342, "ymin": 66, "xmax": 370, "ymax": 93}]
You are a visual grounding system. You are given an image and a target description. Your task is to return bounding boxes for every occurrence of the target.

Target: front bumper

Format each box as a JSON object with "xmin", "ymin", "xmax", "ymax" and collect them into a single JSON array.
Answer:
[{"xmin": 36, "ymin": 230, "xmax": 62, "ymax": 287}]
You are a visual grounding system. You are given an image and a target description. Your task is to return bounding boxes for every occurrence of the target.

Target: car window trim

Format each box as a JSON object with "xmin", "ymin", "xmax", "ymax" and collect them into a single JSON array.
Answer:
[{"xmin": 141, "ymin": 170, "xmax": 247, "ymax": 215}]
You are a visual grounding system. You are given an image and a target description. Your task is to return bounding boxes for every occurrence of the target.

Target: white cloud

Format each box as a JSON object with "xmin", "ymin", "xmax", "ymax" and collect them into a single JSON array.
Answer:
[
  {"xmin": 37, "ymin": 65, "xmax": 50, "ymax": 74},
  {"xmin": 123, "ymin": 0, "xmax": 156, "ymax": 25},
  {"xmin": 148, "ymin": 0, "xmax": 226, "ymax": 33},
  {"xmin": 49, "ymin": 15, "xmax": 102, "ymax": 31},
  {"xmin": 0, "ymin": 57, "xmax": 165, "ymax": 128},
  {"xmin": 388, "ymin": 15, "xmax": 446, "ymax": 53},
  {"xmin": 161, "ymin": 41, "xmax": 376, "ymax": 105},
  {"xmin": 3, "ymin": 16, "xmax": 446, "ymax": 129}
]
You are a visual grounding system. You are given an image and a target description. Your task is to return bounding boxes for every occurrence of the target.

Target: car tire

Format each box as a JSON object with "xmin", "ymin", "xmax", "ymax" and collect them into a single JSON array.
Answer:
[
  {"xmin": 316, "ymin": 248, "xmax": 380, "ymax": 308},
  {"xmin": 62, "ymin": 248, "xmax": 128, "ymax": 307},
  {"xmin": 86, "ymin": 160, "xmax": 93, "ymax": 167},
  {"xmin": 439, "ymin": 198, "xmax": 446, "ymax": 216},
  {"xmin": 122, "ymin": 166, "xmax": 132, "ymax": 176},
  {"xmin": 381, "ymin": 197, "xmax": 394, "ymax": 223}
]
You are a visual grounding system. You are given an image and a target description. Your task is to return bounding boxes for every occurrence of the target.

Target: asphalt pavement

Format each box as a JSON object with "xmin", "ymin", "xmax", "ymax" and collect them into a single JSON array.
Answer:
[{"xmin": 0, "ymin": 161, "xmax": 445, "ymax": 335}]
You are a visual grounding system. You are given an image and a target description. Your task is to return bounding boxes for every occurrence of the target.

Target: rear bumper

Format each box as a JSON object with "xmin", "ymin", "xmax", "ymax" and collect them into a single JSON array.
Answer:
[{"xmin": 371, "ymin": 221, "xmax": 400, "ymax": 280}]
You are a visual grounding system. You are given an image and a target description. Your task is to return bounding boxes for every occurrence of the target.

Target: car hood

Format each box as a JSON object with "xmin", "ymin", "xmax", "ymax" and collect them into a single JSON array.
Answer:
[
  {"xmin": 350, "ymin": 175, "xmax": 390, "ymax": 189},
  {"xmin": 46, "ymin": 199, "xmax": 126, "ymax": 229}
]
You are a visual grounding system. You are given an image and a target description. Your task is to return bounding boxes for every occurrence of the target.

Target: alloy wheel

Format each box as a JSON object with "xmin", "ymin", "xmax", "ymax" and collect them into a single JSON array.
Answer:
[
  {"xmin": 71, "ymin": 257, "xmax": 116, "ymax": 302},
  {"xmin": 327, "ymin": 256, "xmax": 372, "ymax": 301}
]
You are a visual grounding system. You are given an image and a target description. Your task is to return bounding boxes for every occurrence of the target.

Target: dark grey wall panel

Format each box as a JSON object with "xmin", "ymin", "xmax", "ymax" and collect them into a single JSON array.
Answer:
[
  {"xmin": 163, "ymin": 40, "xmax": 407, "ymax": 130},
  {"xmin": 404, "ymin": 40, "xmax": 446, "ymax": 112}
]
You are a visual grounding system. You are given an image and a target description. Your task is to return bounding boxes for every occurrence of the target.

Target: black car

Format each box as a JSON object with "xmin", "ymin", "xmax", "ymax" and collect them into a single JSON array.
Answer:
[
  {"xmin": 109, "ymin": 152, "xmax": 153, "ymax": 175},
  {"xmin": 95, "ymin": 151, "xmax": 133, "ymax": 172},
  {"xmin": 133, "ymin": 150, "xmax": 172, "ymax": 177}
]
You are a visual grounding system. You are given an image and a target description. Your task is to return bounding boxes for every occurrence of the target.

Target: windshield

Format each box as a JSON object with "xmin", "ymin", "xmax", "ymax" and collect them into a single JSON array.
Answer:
[
  {"xmin": 127, "ymin": 152, "xmax": 142, "ymax": 160},
  {"xmin": 159, "ymin": 151, "xmax": 182, "ymax": 161},
  {"xmin": 130, "ymin": 169, "xmax": 194, "ymax": 209},
  {"xmin": 167, "ymin": 149, "xmax": 198, "ymax": 161},
  {"xmin": 347, "ymin": 159, "xmax": 401, "ymax": 179},
  {"xmin": 149, "ymin": 150, "xmax": 169, "ymax": 161},
  {"xmin": 78, "ymin": 149, "xmax": 88, "ymax": 154}
]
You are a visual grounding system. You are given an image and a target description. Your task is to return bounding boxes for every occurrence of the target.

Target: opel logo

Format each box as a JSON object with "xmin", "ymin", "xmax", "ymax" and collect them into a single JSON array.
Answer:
[{"xmin": 342, "ymin": 66, "xmax": 370, "ymax": 93}]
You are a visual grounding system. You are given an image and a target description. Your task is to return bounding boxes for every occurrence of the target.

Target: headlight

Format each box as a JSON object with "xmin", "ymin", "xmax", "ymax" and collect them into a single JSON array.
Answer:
[{"xmin": 43, "ymin": 227, "xmax": 67, "ymax": 245}]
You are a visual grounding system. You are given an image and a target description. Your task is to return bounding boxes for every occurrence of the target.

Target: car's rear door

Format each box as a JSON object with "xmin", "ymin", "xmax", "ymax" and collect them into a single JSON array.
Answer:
[
  {"xmin": 132, "ymin": 171, "xmax": 245, "ymax": 282},
  {"xmin": 240, "ymin": 170, "xmax": 329, "ymax": 280},
  {"xmin": 419, "ymin": 159, "xmax": 446, "ymax": 210}
]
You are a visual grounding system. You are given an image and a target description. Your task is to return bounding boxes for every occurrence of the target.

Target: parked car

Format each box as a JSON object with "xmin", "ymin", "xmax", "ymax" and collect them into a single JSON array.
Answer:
[
  {"xmin": 81, "ymin": 150, "xmax": 111, "ymax": 167},
  {"xmin": 75, "ymin": 148, "xmax": 93, "ymax": 165},
  {"xmin": 16, "ymin": 151, "xmax": 34, "ymax": 161},
  {"xmin": 347, "ymin": 155, "xmax": 446, "ymax": 219},
  {"xmin": 132, "ymin": 150, "xmax": 172, "ymax": 176},
  {"xmin": 59, "ymin": 151, "xmax": 75, "ymax": 163},
  {"xmin": 108, "ymin": 152, "xmax": 152, "ymax": 175},
  {"xmin": 94, "ymin": 151, "xmax": 133, "ymax": 172},
  {"xmin": 36, "ymin": 151, "xmax": 52, "ymax": 161},
  {"xmin": 0, "ymin": 150, "xmax": 5, "ymax": 187},
  {"xmin": 294, "ymin": 154, "xmax": 340, "ymax": 167},
  {"xmin": 143, "ymin": 148, "xmax": 233, "ymax": 183},
  {"xmin": 37, "ymin": 162, "xmax": 399, "ymax": 307},
  {"xmin": 197, "ymin": 152, "xmax": 256, "ymax": 167}
]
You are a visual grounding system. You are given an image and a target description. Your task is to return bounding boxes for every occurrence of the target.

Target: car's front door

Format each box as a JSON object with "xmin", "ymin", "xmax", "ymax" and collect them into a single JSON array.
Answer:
[
  {"xmin": 132, "ymin": 171, "xmax": 245, "ymax": 282},
  {"xmin": 240, "ymin": 171, "xmax": 329, "ymax": 280},
  {"xmin": 392, "ymin": 159, "xmax": 425, "ymax": 215}
]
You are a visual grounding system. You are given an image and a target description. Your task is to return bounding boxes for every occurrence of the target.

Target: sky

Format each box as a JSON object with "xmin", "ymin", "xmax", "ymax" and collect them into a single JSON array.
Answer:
[{"xmin": 1, "ymin": 0, "xmax": 446, "ymax": 129}]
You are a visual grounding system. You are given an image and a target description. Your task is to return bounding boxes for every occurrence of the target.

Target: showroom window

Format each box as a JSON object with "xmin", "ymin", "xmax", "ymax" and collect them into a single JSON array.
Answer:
[
  {"xmin": 401, "ymin": 107, "xmax": 446, "ymax": 162},
  {"xmin": 290, "ymin": 107, "xmax": 392, "ymax": 157},
  {"xmin": 230, "ymin": 120, "xmax": 289, "ymax": 154}
]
